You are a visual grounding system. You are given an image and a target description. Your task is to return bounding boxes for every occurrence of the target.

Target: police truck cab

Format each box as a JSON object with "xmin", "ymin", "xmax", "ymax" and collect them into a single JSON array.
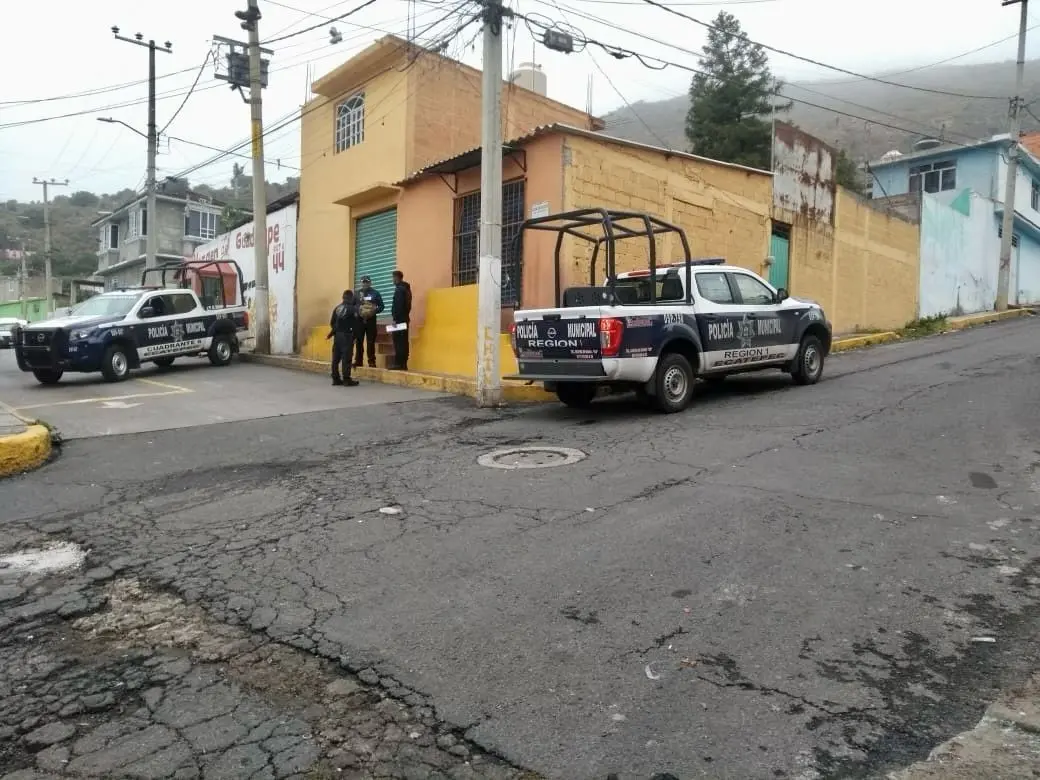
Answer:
[
  {"xmin": 506, "ymin": 209, "xmax": 833, "ymax": 413},
  {"xmin": 12, "ymin": 260, "xmax": 249, "ymax": 385}
]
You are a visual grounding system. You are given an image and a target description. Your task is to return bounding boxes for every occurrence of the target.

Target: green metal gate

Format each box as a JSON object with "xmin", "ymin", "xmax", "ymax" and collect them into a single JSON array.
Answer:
[
  {"xmin": 354, "ymin": 208, "xmax": 397, "ymax": 317},
  {"xmin": 769, "ymin": 228, "xmax": 790, "ymax": 289}
]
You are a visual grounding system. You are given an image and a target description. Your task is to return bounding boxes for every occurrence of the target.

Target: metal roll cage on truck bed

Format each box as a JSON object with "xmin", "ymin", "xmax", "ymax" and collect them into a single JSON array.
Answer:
[{"xmin": 505, "ymin": 207, "xmax": 833, "ymax": 413}]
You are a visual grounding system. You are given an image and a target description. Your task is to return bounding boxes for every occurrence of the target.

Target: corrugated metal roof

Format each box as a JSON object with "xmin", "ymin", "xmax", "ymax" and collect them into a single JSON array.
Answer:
[{"xmin": 395, "ymin": 124, "xmax": 772, "ymax": 186}]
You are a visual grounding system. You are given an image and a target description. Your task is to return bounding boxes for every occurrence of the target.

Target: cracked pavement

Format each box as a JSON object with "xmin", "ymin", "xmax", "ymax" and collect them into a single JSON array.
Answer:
[{"xmin": 3, "ymin": 318, "xmax": 1040, "ymax": 778}]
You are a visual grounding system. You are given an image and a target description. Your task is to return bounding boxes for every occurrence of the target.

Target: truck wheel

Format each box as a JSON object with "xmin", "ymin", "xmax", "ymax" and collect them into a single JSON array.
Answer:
[
  {"xmin": 791, "ymin": 334, "xmax": 825, "ymax": 385},
  {"xmin": 153, "ymin": 357, "xmax": 175, "ymax": 368},
  {"xmin": 654, "ymin": 352, "xmax": 694, "ymax": 413},
  {"xmin": 208, "ymin": 334, "xmax": 234, "ymax": 366},
  {"xmin": 32, "ymin": 368, "xmax": 63, "ymax": 385},
  {"xmin": 101, "ymin": 345, "xmax": 131, "ymax": 382},
  {"xmin": 556, "ymin": 383, "xmax": 596, "ymax": 408}
]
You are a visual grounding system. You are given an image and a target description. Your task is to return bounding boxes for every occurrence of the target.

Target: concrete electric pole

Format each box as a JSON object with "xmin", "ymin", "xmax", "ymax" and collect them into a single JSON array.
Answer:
[
  {"xmin": 30, "ymin": 177, "xmax": 68, "ymax": 316},
  {"xmin": 475, "ymin": 0, "xmax": 506, "ymax": 407},
  {"xmin": 219, "ymin": 2, "xmax": 273, "ymax": 354},
  {"xmin": 997, "ymin": 0, "xmax": 1029, "ymax": 311},
  {"xmin": 112, "ymin": 28, "xmax": 172, "ymax": 276}
]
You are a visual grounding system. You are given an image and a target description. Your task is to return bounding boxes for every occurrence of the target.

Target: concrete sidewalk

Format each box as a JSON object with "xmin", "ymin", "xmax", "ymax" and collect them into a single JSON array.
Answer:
[
  {"xmin": 244, "ymin": 307, "xmax": 1037, "ymax": 401},
  {"xmin": 888, "ymin": 672, "xmax": 1040, "ymax": 779},
  {"xmin": 0, "ymin": 407, "xmax": 52, "ymax": 478}
]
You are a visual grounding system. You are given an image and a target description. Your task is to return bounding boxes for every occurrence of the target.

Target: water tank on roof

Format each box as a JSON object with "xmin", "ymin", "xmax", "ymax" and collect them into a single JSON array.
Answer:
[
  {"xmin": 509, "ymin": 62, "xmax": 547, "ymax": 96},
  {"xmin": 880, "ymin": 149, "xmax": 903, "ymax": 162},
  {"xmin": 913, "ymin": 137, "xmax": 943, "ymax": 152}
]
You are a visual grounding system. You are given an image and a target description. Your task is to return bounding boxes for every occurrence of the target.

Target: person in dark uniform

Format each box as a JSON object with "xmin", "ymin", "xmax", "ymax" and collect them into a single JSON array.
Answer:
[
  {"xmin": 353, "ymin": 275, "xmax": 384, "ymax": 368},
  {"xmin": 327, "ymin": 290, "xmax": 360, "ymax": 386},
  {"xmin": 389, "ymin": 270, "xmax": 412, "ymax": 370}
]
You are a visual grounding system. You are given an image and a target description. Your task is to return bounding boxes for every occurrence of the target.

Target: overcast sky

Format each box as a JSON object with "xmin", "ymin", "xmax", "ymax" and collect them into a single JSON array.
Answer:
[{"xmin": 1, "ymin": 0, "xmax": 1036, "ymax": 203}]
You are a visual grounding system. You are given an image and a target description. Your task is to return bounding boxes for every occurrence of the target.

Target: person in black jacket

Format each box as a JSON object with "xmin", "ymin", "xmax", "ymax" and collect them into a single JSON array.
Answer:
[
  {"xmin": 327, "ymin": 290, "xmax": 360, "ymax": 386},
  {"xmin": 353, "ymin": 276, "xmax": 384, "ymax": 368},
  {"xmin": 389, "ymin": 270, "xmax": 412, "ymax": 370}
]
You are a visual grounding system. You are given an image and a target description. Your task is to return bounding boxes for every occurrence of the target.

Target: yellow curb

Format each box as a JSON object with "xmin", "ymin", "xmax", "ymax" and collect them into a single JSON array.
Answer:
[
  {"xmin": 831, "ymin": 332, "xmax": 901, "ymax": 353},
  {"xmin": 239, "ymin": 353, "xmax": 555, "ymax": 404},
  {"xmin": 947, "ymin": 308, "xmax": 1034, "ymax": 331},
  {"xmin": 0, "ymin": 424, "xmax": 52, "ymax": 478}
]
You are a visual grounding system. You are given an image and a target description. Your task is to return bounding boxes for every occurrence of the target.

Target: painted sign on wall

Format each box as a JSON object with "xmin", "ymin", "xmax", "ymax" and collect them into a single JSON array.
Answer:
[{"xmin": 192, "ymin": 203, "xmax": 297, "ymax": 354}]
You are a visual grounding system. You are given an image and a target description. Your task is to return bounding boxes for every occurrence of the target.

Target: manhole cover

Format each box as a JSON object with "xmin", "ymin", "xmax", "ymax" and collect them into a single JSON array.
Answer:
[{"xmin": 477, "ymin": 446, "xmax": 587, "ymax": 470}]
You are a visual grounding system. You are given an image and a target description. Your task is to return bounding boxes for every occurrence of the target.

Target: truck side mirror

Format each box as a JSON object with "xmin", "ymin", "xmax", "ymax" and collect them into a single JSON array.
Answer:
[
  {"xmin": 140, "ymin": 306, "xmax": 156, "ymax": 318},
  {"xmin": 775, "ymin": 288, "xmax": 788, "ymax": 303}
]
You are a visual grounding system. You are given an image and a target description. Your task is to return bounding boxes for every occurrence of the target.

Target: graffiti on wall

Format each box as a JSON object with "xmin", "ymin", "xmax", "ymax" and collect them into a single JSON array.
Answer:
[{"xmin": 192, "ymin": 204, "xmax": 297, "ymax": 354}]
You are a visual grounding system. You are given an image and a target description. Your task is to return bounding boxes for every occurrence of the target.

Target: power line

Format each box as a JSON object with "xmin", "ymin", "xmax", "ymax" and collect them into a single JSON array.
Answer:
[
  {"xmin": 0, "ymin": 68, "xmax": 198, "ymax": 107},
  {"xmin": 170, "ymin": 5, "xmax": 477, "ymax": 182},
  {"xmin": 0, "ymin": 2, "xmax": 459, "ymax": 132},
  {"xmin": 159, "ymin": 52, "xmax": 212, "ymax": 136},
  {"xmin": 636, "ymin": 0, "xmax": 1008, "ymax": 101},
  {"xmin": 515, "ymin": 10, "xmax": 975, "ymax": 150},
  {"xmin": 262, "ymin": 0, "xmax": 383, "ymax": 45}
]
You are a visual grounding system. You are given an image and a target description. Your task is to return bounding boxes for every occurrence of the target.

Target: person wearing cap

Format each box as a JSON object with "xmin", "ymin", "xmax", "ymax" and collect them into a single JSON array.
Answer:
[
  {"xmin": 326, "ymin": 289, "xmax": 360, "ymax": 386},
  {"xmin": 353, "ymin": 275, "xmax": 384, "ymax": 368}
]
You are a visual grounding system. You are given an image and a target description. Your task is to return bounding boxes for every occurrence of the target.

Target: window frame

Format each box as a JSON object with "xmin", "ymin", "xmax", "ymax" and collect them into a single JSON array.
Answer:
[
  {"xmin": 452, "ymin": 178, "xmax": 526, "ymax": 305},
  {"xmin": 729, "ymin": 272, "xmax": 777, "ymax": 306},
  {"xmin": 1031, "ymin": 179, "xmax": 1039, "ymax": 211},
  {"xmin": 694, "ymin": 271, "xmax": 737, "ymax": 305},
  {"xmin": 334, "ymin": 93, "xmax": 365, "ymax": 153},
  {"xmin": 908, "ymin": 159, "xmax": 956, "ymax": 195},
  {"xmin": 184, "ymin": 209, "xmax": 219, "ymax": 240}
]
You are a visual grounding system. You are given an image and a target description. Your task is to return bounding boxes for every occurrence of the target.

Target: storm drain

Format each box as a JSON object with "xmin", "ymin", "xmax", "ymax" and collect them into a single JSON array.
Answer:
[{"xmin": 477, "ymin": 446, "xmax": 587, "ymax": 470}]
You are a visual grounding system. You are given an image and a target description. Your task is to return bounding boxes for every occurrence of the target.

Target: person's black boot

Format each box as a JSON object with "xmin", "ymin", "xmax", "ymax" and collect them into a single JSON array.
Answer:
[
  {"xmin": 332, "ymin": 378, "xmax": 343, "ymax": 386},
  {"xmin": 344, "ymin": 378, "xmax": 359, "ymax": 386}
]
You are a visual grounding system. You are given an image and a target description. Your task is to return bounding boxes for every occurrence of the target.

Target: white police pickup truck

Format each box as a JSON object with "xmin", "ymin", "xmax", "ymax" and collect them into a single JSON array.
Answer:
[
  {"xmin": 13, "ymin": 261, "xmax": 249, "ymax": 385},
  {"xmin": 505, "ymin": 208, "xmax": 833, "ymax": 413}
]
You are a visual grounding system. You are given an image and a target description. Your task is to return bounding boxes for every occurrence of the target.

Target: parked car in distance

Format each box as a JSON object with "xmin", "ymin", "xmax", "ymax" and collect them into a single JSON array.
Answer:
[{"xmin": 0, "ymin": 317, "xmax": 27, "ymax": 349}]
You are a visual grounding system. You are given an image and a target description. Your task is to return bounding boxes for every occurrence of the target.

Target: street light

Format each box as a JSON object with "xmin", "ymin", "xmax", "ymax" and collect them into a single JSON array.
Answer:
[{"xmin": 97, "ymin": 116, "xmax": 148, "ymax": 140}]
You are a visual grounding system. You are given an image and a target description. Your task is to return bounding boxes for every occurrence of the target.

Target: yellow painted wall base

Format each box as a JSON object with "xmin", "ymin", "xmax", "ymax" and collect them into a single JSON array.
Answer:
[
  {"xmin": 0, "ymin": 424, "xmax": 52, "ymax": 478},
  {"xmin": 410, "ymin": 286, "xmax": 518, "ymax": 378},
  {"xmin": 301, "ymin": 326, "xmax": 332, "ymax": 362}
]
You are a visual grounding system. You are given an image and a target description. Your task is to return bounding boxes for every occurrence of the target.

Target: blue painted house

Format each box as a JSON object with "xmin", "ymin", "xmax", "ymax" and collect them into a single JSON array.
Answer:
[{"xmin": 867, "ymin": 134, "xmax": 1040, "ymax": 315}]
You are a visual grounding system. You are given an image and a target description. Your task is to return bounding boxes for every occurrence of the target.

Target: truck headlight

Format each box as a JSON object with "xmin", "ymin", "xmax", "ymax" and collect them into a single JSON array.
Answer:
[{"xmin": 70, "ymin": 328, "xmax": 95, "ymax": 341}]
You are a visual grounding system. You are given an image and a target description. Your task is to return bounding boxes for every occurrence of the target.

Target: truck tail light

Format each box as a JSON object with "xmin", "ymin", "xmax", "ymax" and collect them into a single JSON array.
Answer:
[
  {"xmin": 599, "ymin": 317, "xmax": 624, "ymax": 357},
  {"xmin": 508, "ymin": 322, "xmax": 518, "ymax": 357}
]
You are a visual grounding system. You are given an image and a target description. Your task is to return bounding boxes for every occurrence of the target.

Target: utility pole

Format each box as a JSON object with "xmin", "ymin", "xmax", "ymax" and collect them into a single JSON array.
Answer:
[
  {"xmin": 997, "ymin": 0, "xmax": 1029, "ymax": 311},
  {"xmin": 475, "ymin": 0, "xmax": 506, "ymax": 407},
  {"xmin": 31, "ymin": 177, "xmax": 68, "ymax": 316},
  {"xmin": 19, "ymin": 239, "xmax": 28, "ymax": 321},
  {"xmin": 225, "ymin": 2, "xmax": 272, "ymax": 353},
  {"xmin": 112, "ymin": 28, "xmax": 172, "ymax": 276}
]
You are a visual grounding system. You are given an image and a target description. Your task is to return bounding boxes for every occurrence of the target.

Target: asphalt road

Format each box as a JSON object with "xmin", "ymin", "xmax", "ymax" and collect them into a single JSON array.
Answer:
[{"xmin": 3, "ymin": 318, "xmax": 1040, "ymax": 779}]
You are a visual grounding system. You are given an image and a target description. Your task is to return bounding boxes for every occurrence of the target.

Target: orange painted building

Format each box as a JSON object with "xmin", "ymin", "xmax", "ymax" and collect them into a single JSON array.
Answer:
[
  {"xmin": 393, "ymin": 124, "xmax": 775, "ymax": 378},
  {"xmin": 296, "ymin": 35, "xmax": 600, "ymax": 360}
]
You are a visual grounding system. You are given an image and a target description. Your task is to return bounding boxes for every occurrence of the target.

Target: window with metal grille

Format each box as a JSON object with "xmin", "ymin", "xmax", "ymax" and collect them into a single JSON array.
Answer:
[
  {"xmin": 452, "ymin": 179, "xmax": 525, "ymax": 305},
  {"xmin": 334, "ymin": 94, "xmax": 365, "ymax": 152}
]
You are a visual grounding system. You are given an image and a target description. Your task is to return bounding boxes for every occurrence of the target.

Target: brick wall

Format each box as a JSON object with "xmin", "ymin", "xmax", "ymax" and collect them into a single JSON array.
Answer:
[{"xmin": 560, "ymin": 134, "xmax": 772, "ymax": 286}]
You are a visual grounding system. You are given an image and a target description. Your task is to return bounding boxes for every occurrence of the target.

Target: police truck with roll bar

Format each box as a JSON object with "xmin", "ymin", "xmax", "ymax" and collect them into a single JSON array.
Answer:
[
  {"xmin": 12, "ymin": 259, "xmax": 250, "ymax": 385},
  {"xmin": 505, "ymin": 208, "xmax": 833, "ymax": 413}
]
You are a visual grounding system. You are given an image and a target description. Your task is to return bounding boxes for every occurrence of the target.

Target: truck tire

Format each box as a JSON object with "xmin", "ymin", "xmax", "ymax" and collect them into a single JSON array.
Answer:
[
  {"xmin": 32, "ymin": 368, "xmax": 63, "ymax": 385},
  {"xmin": 791, "ymin": 334, "xmax": 825, "ymax": 385},
  {"xmin": 654, "ymin": 352, "xmax": 694, "ymax": 413},
  {"xmin": 208, "ymin": 333, "xmax": 234, "ymax": 366},
  {"xmin": 556, "ymin": 383, "xmax": 596, "ymax": 408},
  {"xmin": 101, "ymin": 344, "xmax": 131, "ymax": 383},
  {"xmin": 153, "ymin": 357, "xmax": 175, "ymax": 368}
]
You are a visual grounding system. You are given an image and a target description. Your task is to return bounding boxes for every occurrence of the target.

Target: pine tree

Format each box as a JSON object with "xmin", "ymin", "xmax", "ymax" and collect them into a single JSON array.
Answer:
[{"xmin": 685, "ymin": 11, "xmax": 788, "ymax": 170}]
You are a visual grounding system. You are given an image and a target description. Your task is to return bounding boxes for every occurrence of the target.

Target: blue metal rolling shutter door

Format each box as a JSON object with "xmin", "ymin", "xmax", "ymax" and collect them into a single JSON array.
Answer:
[{"xmin": 354, "ymin": 209, "xmax": 397, "ymax": 317}]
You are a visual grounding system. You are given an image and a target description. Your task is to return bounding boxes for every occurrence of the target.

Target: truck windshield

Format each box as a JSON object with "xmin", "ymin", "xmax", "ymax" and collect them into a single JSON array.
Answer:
[
  {"xmin": 610, "ymin": 276, "xmax": 685, "ymax": 304},
  {"xmin": 69, "ymin": 294, "xmax": 140, "ymax": 318}
]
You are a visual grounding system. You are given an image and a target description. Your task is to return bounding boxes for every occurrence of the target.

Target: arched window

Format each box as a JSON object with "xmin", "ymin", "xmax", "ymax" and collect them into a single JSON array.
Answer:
[{"xmin": 335, "ymin": 93, "xmax": 365, "ymax": 152}]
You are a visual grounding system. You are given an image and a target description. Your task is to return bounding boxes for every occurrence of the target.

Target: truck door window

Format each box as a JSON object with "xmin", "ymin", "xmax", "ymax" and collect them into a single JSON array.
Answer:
[
  {"xmin": 164, "ymin": 293, "xmax": 198, "ymax": 315},
  {"xmin": 731, "ymin": 274, "xmax": 774, "ymax": 306},
  {"xmin": 144, "ymin": 296, "xmax": 166, "ymax": 317},
  {"xmin": 696, "ymin": 272, "xmax": 735, "ymax": 304}
]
